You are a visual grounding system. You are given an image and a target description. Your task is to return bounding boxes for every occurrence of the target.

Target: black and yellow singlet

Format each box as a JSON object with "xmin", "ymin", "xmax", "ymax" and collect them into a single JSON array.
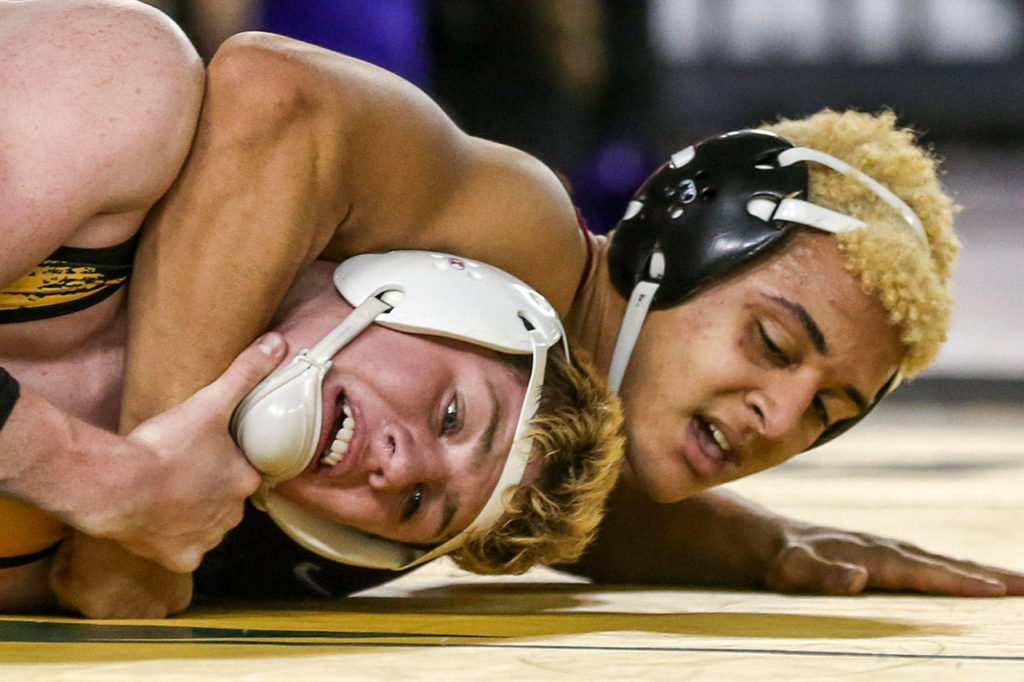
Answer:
[
  {"xmin": 0, "ymin": 236, "xmax": 138, "ymax": 324},
  {"xmin": 0, "ymin": 237, "xmax": 138, "ymax": 566}
]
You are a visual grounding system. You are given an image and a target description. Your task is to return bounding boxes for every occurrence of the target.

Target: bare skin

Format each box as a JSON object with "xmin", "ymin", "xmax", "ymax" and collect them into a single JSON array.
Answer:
[
  {"xmin": 2, "ymin": 262, "xmax": 534, "ymax": 617},
  {"xmin": 3, "ymin": 13, "xmax": 1020, "ymax": 616},
  {"xmin": 0, "ymin": 0, "xmax": 280, "ymax": 572},
  {"xmin": 109, "ymin": 30, "xmax": 1023, "ymax": 611}
]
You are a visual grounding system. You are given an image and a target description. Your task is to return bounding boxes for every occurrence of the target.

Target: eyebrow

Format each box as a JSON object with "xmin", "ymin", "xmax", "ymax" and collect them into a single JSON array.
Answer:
[
  {"xmin": 433, "ymin": 380, "xmax": 502, "ymax": 541},
  {"xmin": 767, "ymin": 295, "xmax": 828, "ymax": 355},
  {"xmin": 766, "ymin": 295, "xmax": 868, "ymax": 414}
]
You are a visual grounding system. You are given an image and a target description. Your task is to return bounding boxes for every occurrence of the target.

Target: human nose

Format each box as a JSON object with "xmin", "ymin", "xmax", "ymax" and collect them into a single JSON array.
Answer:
[
  {"xmin": 367, "ymin": 426, "xmax": 441, "ymax": 490},
  {"xmin": 746, "ymin": 369, "xmax": 818, "ymax": 441}
]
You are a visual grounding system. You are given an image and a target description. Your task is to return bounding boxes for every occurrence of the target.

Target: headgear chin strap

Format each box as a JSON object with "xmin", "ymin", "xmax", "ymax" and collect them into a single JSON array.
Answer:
[
  {"xmin": 230, "ymin": 251, "xmax": 568, "ymax": 570},
  {"xmin": 606, "ymin": 130, "xmax": 924, "ymax": 443}
]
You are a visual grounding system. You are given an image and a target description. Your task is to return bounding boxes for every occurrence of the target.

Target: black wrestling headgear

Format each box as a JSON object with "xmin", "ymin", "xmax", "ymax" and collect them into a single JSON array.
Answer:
[{"xmin": 605, "ymin": 129, "xmax": 924, "ymax": 446}]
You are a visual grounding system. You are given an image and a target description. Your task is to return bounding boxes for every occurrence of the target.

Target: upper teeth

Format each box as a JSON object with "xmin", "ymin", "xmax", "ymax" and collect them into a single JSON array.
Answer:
[
  {"xmin": 320, "ymin": 403, "xmax": 354, "ymax": 466},
  {"xmin": 709, "ymin": 422, "xmax": 731, "ymax": 451}
]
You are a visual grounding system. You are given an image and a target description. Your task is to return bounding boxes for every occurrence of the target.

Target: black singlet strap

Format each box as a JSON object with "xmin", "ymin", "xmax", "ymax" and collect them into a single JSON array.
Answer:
[
  {"xmin": 0, "ymin": 541, "xmax": 61, "ymax": 569},
  {"xmin": 0, "ymin": 367, "xmax": 19, "ymax": 431}
]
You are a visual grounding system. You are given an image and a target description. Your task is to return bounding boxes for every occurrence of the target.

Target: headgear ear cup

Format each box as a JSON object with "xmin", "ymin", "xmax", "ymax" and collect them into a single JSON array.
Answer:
[
  {"xmin": 606, "ymin": 129, "xmax": 924, "ymax": 446},
  {"xmin": 608, "ymin": 131, "xmax": 805, "ymax": 309},
  {"xmin": 231, "ymin": 251, "xmax": 568, "ymax": 569}
]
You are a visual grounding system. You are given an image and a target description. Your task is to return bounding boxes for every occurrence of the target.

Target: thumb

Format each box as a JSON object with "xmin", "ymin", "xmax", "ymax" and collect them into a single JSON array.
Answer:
[
  {"xmin": 765, "ymin": 544, "xmax": 869, "ymax": 595},
  {"xmin": 196, "ymin": 333, "xmax": 288, "ymax": 410}
]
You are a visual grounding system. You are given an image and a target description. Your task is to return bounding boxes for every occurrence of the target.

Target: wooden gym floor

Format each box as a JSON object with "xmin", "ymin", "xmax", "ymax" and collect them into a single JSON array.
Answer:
[{"xmin": 1, "ymin": 397, "xmax": 1022, "ymax": 681}]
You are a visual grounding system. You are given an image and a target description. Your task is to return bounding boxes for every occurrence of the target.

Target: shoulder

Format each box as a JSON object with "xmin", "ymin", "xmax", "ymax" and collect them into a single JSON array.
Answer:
[
  {"xmin": 208, "ymin": 32, "xmax": 587, "ymax": 312},
  {"xmin": 442, "ymin": 138, "xmax": 588, "ymax": 314}
]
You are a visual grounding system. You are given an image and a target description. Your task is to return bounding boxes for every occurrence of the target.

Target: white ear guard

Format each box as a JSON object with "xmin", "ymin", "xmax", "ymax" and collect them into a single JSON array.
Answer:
[
  {"xmin": 230, "ymin": 293, "xmax": 398, "ymax": 485},
  {"xmin": 230, "ymin": 251, "xmax": 567, "ymax": 570}
]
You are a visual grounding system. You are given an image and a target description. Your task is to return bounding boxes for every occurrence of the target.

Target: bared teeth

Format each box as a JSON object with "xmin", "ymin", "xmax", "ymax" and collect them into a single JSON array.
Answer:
[
  {"xmin": 320, "ymin": 403, "xmax": 355, "ymax": 466},
  {"xmin": 708, "ymin": 422, "xmax": 730, "ymax": 451}
]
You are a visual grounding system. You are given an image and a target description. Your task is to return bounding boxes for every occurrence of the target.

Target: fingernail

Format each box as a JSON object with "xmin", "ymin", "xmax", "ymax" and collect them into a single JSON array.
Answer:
[{"xmin": 257, "ymin": 332, "xmax": 283, "ymax": 356}]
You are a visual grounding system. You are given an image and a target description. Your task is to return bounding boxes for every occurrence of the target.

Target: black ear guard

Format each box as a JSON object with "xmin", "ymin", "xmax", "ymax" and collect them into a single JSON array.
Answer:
[
  {"xmin": 606, "ymin": 129, "xmax": 909, "ymax": 448},
  {"xmin": 608, "ymin": 130, "xmax": 807, "ymax": 310}
]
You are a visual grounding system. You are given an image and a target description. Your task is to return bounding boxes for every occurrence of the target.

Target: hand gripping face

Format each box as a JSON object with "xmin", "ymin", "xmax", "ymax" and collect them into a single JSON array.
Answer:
[
  {"xmin": 606, "ymin": 130, "xmax": 925, "ymax": 444},
  {"xmin": 230, "ymin": 251, "xmax": 568, "ymax": 569}
]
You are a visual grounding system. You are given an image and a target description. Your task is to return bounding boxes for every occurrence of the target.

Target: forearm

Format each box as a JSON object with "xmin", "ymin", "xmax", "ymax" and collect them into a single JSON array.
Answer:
[
  {"xmin": 121, "ymin": 40, "xmax": 341, "ymax": 429},
  {"xmin": 565, "ymin": 483, "xmax": 786, "ymax": 588},
  {"xmin": 0, "ymin": 384, "xmax": 150, "ymax": 535},
  {"xmin": 0, "ymin": 560, "xmax": 59, "ymax": 614}
]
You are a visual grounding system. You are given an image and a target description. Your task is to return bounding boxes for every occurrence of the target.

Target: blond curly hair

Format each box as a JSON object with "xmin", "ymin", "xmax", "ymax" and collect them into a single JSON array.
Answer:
[
  {"xmin": 760, "ymin": 109, "xmax": 960, "ymax": 376},
  {"xmin": 451, "ymin": 347, "xmax": 625, "ymax": 575}
]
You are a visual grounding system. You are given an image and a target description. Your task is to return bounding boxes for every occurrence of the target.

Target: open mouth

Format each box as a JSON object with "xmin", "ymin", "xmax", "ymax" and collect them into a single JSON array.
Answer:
[
  {"xmin": 692, "ymin": 414, "xmax": 740, "ymax": 469},
  {"xmin": 318, "ymin": 395, "xmax": 355, "ymax": 470}
]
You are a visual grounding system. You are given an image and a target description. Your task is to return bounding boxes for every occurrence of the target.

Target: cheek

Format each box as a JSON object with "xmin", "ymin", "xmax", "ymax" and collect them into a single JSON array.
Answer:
[{"xmin": 277, "ymin": 478, "xmax": 368, "ymax": 522}]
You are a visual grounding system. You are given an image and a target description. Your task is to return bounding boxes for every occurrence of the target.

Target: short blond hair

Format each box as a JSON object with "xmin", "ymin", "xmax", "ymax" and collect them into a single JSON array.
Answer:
[
  {"xmin": 761, "ymin": 109, "xmax": 959, "ymax": 376},
  {"xmin": 451, "ymin": 348, "xmax": 625, "ymax": 575}
]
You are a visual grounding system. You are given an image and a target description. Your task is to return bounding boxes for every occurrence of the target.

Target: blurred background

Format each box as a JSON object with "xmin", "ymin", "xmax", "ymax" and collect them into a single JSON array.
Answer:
[{"xmin": 146, "ymin": 0, "xmax": 1024, "ymax": 399}]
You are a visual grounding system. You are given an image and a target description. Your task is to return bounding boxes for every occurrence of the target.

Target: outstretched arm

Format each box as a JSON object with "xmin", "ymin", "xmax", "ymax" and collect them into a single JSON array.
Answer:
[
  {"xmin": 567, "ymin": 483, "xmax": 1024, "ymax": 596},
  {"xmin": 120, "ymin": 31, "xmax": 586, "ymax": 430}
]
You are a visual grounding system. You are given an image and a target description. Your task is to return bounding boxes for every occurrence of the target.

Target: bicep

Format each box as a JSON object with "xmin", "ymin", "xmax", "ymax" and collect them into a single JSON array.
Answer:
[
  {"xmin": 321, "ymin": 90, "xmax": 587, "ymax": 314},
  {"xmin": 213, "ymin": 33, "xmax": 587, "ymax": 311}
]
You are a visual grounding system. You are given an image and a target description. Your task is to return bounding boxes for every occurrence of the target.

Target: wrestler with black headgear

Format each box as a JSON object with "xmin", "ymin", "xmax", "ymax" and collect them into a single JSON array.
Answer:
[
  {"xmin": 109, "ymin": 25, "xmax": 1010, "ymax": 608},
  {"xmin": 2, "ymin": 7, "xmax": 1017, "ymax": 616}
]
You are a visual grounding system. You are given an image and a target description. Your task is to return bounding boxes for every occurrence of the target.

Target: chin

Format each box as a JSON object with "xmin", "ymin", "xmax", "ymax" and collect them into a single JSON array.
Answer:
[{"xmin": 626, "ymin": 454, "xmax": 700, "ymax": 504}]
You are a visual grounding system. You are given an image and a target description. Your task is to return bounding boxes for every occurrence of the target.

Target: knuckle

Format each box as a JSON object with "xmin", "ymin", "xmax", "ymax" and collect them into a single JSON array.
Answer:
[
  {"xmin": 167, "ymin": 555, "xmax": 196, "ymax": 573},
  {"xmin": 775, "ymin": 544, "xmax": 809, "ymax": 571},
  {"xmin": 824, "ymin": 567, "xmax": 865, "ymax": 595},
  {"xmin": 765, "ymin": 547, "xmax": 809, "ymax": 591}
]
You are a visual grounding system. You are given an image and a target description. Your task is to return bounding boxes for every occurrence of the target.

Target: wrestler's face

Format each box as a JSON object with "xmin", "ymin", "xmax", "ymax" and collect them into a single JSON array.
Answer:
[
  {"xmin": 618, "ymin": 232, "xmax": 903, "ymax": 502},
  {"xmin": 269, "ymin": 277, "xmax": 528, "ymax": 545}
]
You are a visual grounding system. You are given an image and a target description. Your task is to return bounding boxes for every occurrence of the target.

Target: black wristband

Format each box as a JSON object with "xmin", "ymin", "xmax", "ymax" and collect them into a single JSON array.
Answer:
[{"xmin": 0, "ymin": 367, "xmax": 19, "ymax": 431}]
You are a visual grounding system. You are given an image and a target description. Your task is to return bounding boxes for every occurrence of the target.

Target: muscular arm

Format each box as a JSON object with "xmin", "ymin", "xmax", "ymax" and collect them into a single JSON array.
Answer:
[
  {"xmin": 565, "ymin": 482, "xmax": 1024, "ymax": 596},
  {"xmin": 565, "ymin": 483, "xmax": 782, "ymax": 588},
  {"xmin": 0, "ymin": 0, "xmax": 266, "ymax": 576},
  {"xmin": 121, "ymin": 31, "xmax": 586, "ymax": 428}
]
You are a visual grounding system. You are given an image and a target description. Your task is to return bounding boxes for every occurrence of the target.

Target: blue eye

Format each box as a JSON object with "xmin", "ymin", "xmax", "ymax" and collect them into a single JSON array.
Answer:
[
  {"xmin": 402, "ymin": 485, "xmax": 423, "ymax": 519},
  {"xmin": 441, "ymin": 398, "xmax": 459, "ymax": 434}
]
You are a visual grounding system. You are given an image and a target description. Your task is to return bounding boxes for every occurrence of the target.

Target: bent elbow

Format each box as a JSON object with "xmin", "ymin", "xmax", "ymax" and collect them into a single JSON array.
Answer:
[{"xmin": 206, "ymin": 32, "xmax": 319, "ymax": 133}]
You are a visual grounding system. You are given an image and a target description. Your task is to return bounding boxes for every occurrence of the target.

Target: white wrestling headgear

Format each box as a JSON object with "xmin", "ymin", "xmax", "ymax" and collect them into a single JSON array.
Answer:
[{"xmin": 230, "ymin": 251, "xmax": 568, "ymax": 570}]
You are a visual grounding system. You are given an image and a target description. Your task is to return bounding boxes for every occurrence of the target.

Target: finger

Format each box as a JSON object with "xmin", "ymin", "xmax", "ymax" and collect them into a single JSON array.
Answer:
[
  {"xmin": 866, "ymin": 552, "xmax": 1007, "ymax": 597},
  {"xmin": 888, "ymin": 544, "xmax": 1024, "ymax": 595},
  {"xmin": 996, "ymin": 573, "xmax": 1024, "ymax": 595},
  {"xmin": 226, "ymin": 457, "xmax": 262, "ymax": 498},
  {"xmin": 46, "ymin": 542, "xmax": 75, "ymax": 604},
  {"xmin": 765, "ymin": 544, "xmax": 869, "ymax": 595},
  {"xmin": 194, "ymin": 332, "xmax": 288, "ymax": 411}
]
